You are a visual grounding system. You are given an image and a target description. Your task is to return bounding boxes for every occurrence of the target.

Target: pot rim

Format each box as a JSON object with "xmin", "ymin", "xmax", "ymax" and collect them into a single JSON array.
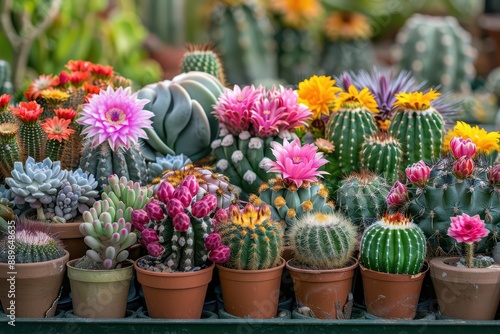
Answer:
[
  {"xmin": 67, "ymin": 257, "xmax": 134, "ymax": 272},
  {"xmin": 134, "ymin": 255, "xmax": 216, "ymax": 277},
  {"xmin": 0, "ymin": 249, "xmax": 69, "ymax": 267},
  {"xmin": 216, "ymin": 257, "xmax": 285, "ymax": 274},
  {"xmin": 429, "ymin": 256, "xmax": 500, "ymax": 272},
  {"xmin": 285, "ymin": 256, "xmax": 359, "ymax": 274},
  {"xmin": 359, "ymin": 261, "xmax": 429, "ymax": 281}
]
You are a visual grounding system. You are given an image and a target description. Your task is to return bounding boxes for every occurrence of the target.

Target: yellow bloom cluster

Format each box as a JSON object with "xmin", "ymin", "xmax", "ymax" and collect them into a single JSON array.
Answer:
[
  {"xmin": 443, "ymin": 121, "xmax": 500, "ymax": 155},
  {"xmin": 297, "ymin": 75, "xmax": 341, "ymax": 119},
  {"xmin": 394, "ymin": 89, "xmax": 441, "ymax": 111},
  {"xmin": 335, "ymin": 85, "xmax": 378, "ymax": 114}
]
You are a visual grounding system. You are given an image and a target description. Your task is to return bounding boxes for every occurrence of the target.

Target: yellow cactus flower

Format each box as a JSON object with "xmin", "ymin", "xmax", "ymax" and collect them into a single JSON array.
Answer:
[
  {"xmin": 335, "ymin": 85, "xmax": 378, "ymax": 113},
  {"xmin": 394, "ymin": 89, "xmax": 441, "ymax": 111},
  {"xmin": 297, "ymin": 75, "xmax": 341, "ymax": 119},
  {"xmin": 324, "ymin": 11, "xmax": 372, "ymax": 41},
  {"xmin": 443, "ymin": 121, "xmax": 500, "ymax": 155},
  {"xmin": 269, "ymin": 0, "xmax": 322, "ymax": 29}
]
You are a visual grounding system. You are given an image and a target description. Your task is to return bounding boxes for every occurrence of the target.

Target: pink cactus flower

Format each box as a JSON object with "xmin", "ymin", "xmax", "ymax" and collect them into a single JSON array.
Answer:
[
  {"xmin": 250, "ymin": 94, "xmax": 287, "ymax": 138},
  {"xmin": 208, "ymin": 245, "xmax": 231, "ymax": 264},
  {"xmin": 145, "ymin": 200, "xmax": 165, "ymax": 221},
  {"xmin": 205, "ymin": 233, "xmax": 222, "ymax": 251},
  {"xmin": 487, "ymin": 164, "xmax": 500, "ymax": 187},
  {"xmin": 450, "ymin": 137, "xmax": 476, "ymax": 159},
  {"xmin": 147, "ymin": 242, "xmax": 165, "ymax": 257},
  {"xmin": 131, "ymin": 209, "xmax": 149, "ymax": 231},
  {"xmin": 141, "ymin": 228, "xmax": 159, "ymax": 244},
  {"xmin": 179, "ymin": 175, "xmax": 199, "ymax": 197},
  {"xmin": 191, "ymin": 201, "xmax": 211, "ymax": 219},
  {"xmin": 157, "ymin": 181, "xmax": 175, "ymax": 204},
  {"xmin": 214, "ymin": 208, "xmax": 228, "ymax": 224},
  {"xmin": 166, "ymin": 198, "xmax": 185, "ymax": 218},
  {"xmin": 173, "ymin": 212, "xmax": 191, "ymax": 232},
  {"xmin": 78, "ymin": 86, "xmax": 153, "ymax": 150},
  {"xmin": 405, "ymin": 161, "xmax": 430, "ymax": 188},
  {"xmin": 266, "ymin": 138, "xmax": 328, "ymax": 188},
  {"xmin": 386, "ymin": 181, "xmax": 408, "ymax": 208},
  {"xmin": 453, "ymin": 156, "xmax": 475, "ymax": 179},
  {"xmin": 274, "ymin": 86, "xmax": 312, "ymax": 129},
  {"xmin": 172, "ymin": 186, "xmax": 193, "ymax": 208},
  {"xmin": 201, "ymin": 194, "xmax": 218, "ymax": 212},
  {"xmin": 448, "ymin": 213, "xmax": 489, "ymax": 244}
]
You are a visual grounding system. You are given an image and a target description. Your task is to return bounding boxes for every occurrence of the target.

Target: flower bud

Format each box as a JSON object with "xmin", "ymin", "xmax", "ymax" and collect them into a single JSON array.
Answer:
[
  {"xmin": 166, "ymin": 198, "xmax": 184, "ymax": 217},
  {"xmin": 172, "ymin": 186, "xmax": 193, "ymax": 208},
  {"xmin": 145, "ymin": 200, "xmax": 165, "ymax": 221},
  {"xmin": 157, "ymin": 181, "xmax": 174, "ymax": 204},
  {"xmin": 192, "ymin": 201, "xmax": 211, "ymax": 219},
  {"xmin": 405, "ymin": 161, "xmax": 430, "ymax": 188},
  {"xmin": 201, "ymin": 193, "xmax": 218, "ymax": 212},
  {"xmin": 386, "ymin": 181, "xmax": 408, "ymax": 208},
  {"xmin": 179, "ymin": 174, "xmax": 199, "ymax": 197},
  {"xmin": 488, "ymin": 164, "xmax": 500, "ymax": 187},
  {"xmin": 141, "ymin": 228, "xmax": 159, "ymax": 244},
  {"xmin": 214, "ymin": 208, "xmax": 228, "ymax": 224},
  {"xmin": 453, "ymin": 156, "xmax": 474, "ymax": 179},
  {"xmin": 204, "ymin": 233, "xmax": 222, "ymax": 250},
  {"xmin": 131, "ymin": 209, "xmax": 149, "ymax": 231},
  {"xmin": 208, "ymin": 245, "xmax": 230, "ymax": 263},
  {"xmin": 450, "ymin": 137, "xmax": 476, "ymax": 159},
  {"xmin": 147, "ymin": 242, "xmax": 165, "ymax": 257},
  {"xmin": 173, "ymin": 212, "xmax": 190, "ymax": 232}
]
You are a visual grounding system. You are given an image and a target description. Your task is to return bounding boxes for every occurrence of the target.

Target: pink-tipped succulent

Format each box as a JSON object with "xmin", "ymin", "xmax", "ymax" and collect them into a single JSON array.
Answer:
[
  {"xmin": 387, "ymin": 181, "xmax": 409, "ymax": 208},
  {"xmin": 405, "ymin": 161, "xmax": 430, "ymax": 188},
  {"xmin": 78, "ymin": 86, "xmax": 154, "ymax": 150},
  {"xmin": 266, "ymin": 138, "xmax": 328, "ymax": 188},
  {"xmin": 453, "ymin": 156, "xmax": 475, "ymax": 179},
  {"xmin": 450, "ymin": 137, "xmax": 476, "ymax": 159}
]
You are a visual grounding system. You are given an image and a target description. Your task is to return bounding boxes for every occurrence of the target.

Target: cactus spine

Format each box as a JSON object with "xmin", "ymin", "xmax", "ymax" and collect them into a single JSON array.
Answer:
[
  {"xmin": 360, "ymin": 132, "xmax": 403, "ymax": 183},
  {"xmin": 216, "ymin": 203, "xmax": 283, "ymax": 270},
  {"xmin": 289, "ymin": 212, "xmax": 357, "ymax": 269},
  {"xmin": 360, "ymin": 213, "xmax": 426, "ymax": 275}
]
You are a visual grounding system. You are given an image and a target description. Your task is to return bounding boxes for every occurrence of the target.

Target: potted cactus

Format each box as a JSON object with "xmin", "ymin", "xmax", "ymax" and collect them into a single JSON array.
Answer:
[
  {"xmin": 0, "ymin": 220, "xmax": 69, "ymax": 318},
  {"xmin": 285, "ymin": 211, "xmax": 359, "ymax": 319},
  {"xmin": 215, "ymin": 202, "xmax": 285, "ymax": 319},
  {"xmin": 359, "ymin": 212, "xmax": 428, "ymax": 320},
  {"xmin": 66, "ymin": 175, "xmax": 152, "ymax": 318},
  {"xmin": 133, "ymin": 174, "xmax": 228, "ymax": 319}
]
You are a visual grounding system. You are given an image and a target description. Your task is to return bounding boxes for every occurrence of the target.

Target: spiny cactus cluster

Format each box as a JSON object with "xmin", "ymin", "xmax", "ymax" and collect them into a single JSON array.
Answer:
[
  {"xmin": 180, "ymin": 44, "xmax": 226, "ymax": 85},
  {"xmin": 216, "ymin": 203, "xmax": 284, "ymax": 270},
  {"xmin": 0, "ymin": 223, "xmax": 65, "ymax": 263},
  {"xmin": 360, "ymin": 213, "xmax": 426, "ymax": 275},
  {"xmin": 133, "ymin": 174, "xmax": 228, "ymax": 272},
  {"xmin": 360, "ymin": 132, "xmax": 403, "ymax": 184},
  {"xmin": 288, "ymin": 212, "xmax": 357, "ymax": 270},
  {"xmin": 147, "ymin": 153, "xmax": 191, "ymax": 183}
]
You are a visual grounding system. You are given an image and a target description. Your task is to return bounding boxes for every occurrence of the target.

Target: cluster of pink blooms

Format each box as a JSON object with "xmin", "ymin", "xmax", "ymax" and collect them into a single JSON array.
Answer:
[
  {"xmin": 213, "ymin": 85, "xmax": 312, "ymax": 138},
  {"xmin": 449, "ymin": 137, "xmax": 476, "ymax": 179},
  {"xmin": 131, "ymin": 175, "xmax": 229, "ymax": 263}
]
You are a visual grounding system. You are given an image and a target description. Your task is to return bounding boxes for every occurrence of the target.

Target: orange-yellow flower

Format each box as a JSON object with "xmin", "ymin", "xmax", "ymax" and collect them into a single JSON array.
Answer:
[
  {"xmin": 297, "ymin": 75, "xmax": 341, "ymax": 119},
  {"xmin": 443, "ymin": 121, "xmax": 500, "ymax": 155},
  {"xmin": 41, "ymin": 89, "xmax": 70, "ymax": 105},
  {"xmin": 335, "ymin": 85, "xmax": 378, "ymax": 113},
  {"xmin": 324, "ymin": 12, "xmax": 372, "ymax": 41},
  {"xmin": 41, "ymin": 116, "xmax": 75, "ymax": 142},
  {"xmin": 269, "ymin": 0, "xmax": 322, "ymax": 28},
  {"xmin": 394, "ymin": 89, "xmax": 441, "ymax": 111}
]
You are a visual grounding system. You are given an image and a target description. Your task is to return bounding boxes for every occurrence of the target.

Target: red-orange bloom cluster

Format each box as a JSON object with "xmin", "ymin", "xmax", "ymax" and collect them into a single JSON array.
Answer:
[
  {"xmin": 41, "ymin": 116, "xmax": 75, "ymax": 142},
  {"xmin": 10, "ymin": 101, "xmax": 43, "ymax": 122},
  {"xmin": 0, "ymin": 94, "xmax": 11, "ymax": 109},
  {"xmin": 55, "ymin": 108, "xmax": 77, "ymax": 120}
]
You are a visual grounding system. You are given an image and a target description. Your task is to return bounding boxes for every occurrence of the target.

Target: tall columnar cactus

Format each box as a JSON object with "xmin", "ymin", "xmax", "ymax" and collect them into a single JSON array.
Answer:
[
  {"xmin": 9, "ymin": 101, "xmax": 45, "ymax": 162},
  {"xmin": 249, "ymin": 138, "xmax": 333, "ymax": 234},
  {"xmin": 147, "ymin": 153, "xmax": 191, "ymax": 183},
  {"xmin": 133, "ymin": 175, "xmax": 228, "ymax": 272},
  {"xmin": 360, "ymin": 213, "xmax": 426, "ymax": 275},
  {"xmin": 208, "ymin": 0, "xmax": 277, "ymax": 85},
  {"xmin": 0, "ymin": 60, "xmax": 14, "ymax": 96},
  {"xmin": 360, "ymin": 132, "xmax": 403, "ymax": 184},
  {"xmin": 137, "ymin": 71, "xmax": 224, "ymax": 162},
  {"xmin": 394, "ymin": 14, "xmax": 475, "ymax": 94},
  {"xmin": 0, "ymin": 123, "xmax": 20, "ymax": 180},
  {"xmin": 389, "ymin": 89, "xmax": 444, "ymax": 173},
  {"xmin": 180, "ymin": 45, "xmax": 226, "ymax": 85},
  {"xmin": 324, "ymin": 85, "xmax": 378, "ymax": 186},
  {"xmin": 335, "ymin": 171, "xmax": 390, "ymax": 229},
  {"xmin": 288, "ymin": 212, "xmax": 357, "ymax": 269},
  {"xmin": 0, "ymin": 225, "xmax": 65, "ymax": 263},
  {"xmin": 216, "ymin": 203, "xmax": 284, "ymax": 270},
  {"xmin": 212, "ymin": 84, "xmax": 311, "ymax": 197},
  {"xmin": 0, "ymin": 94, "xmax": 15, "ymax": 124}
]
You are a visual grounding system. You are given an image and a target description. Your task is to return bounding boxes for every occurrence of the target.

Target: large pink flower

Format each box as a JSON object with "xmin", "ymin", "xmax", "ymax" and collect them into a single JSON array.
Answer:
[
  {"xmin": 448, "ymin": 213, "xmax": 489, "ymax": 244},
  {"xmin": 250, "ymin": 95, "xmax": 288, "ymax": 138},
  {"xmin": 78, "ymin": 86, "xmax": 153, "ymax": 150},
  {"xmin": 274, "ymin": 86, "xmax": 312, "ymax": 130},
  {"xmin": 450, "ymin": 137, "xmax": 476, "ymax": 159},
  {"xmin": 266, "ymin": 138, "xmax": 328, "ymax": 188}
]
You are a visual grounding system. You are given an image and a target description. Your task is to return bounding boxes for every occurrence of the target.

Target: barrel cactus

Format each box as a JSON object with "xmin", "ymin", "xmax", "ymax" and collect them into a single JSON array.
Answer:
[
  {"xmin": 216, "ymin": 203, "xmax": 284, "ymax": 270},
  {"xmin": 0, "ymin": 94, "xmax": 15, "ymax": 124},
  {"xmin": 0, "ymin": 123, "xmax": 20, "ymax": 181},
  {"xmin": 360, "ymin": 213, "xmax": 426, "ymax": 275},
  {"xmin": 388, "ymin": 89, "xmax": 444, "ymax": 173},
  {"xmin": 78, "ymin": 86, "xmax": 154, "ymax": 189},
  {"xmin": 0, "ymin": 224, "xmax": 65, "ymax": 263},
  {"xmin": 147, "ymin": 153, "xmax": 191, "ymax": 183},
  {"xmin": 394, "ymin": 14, "xmax": 475, "ymax": 94},
  {"xmin": 137, "ymin": 71, "xmax": 224, "ymax": 162},
  {"xmin": 289, "ymin": 212, "xmax": 357, "ymax": 269},
  {"xmin": 133, "ymin": 175, "xmax": 228, "ymax": 272},
  {"xmin": 208, "ymin": 0, "xmax": 277, "ymax": 85},
  {"xmin": 212, "ymin": 84, "xmax": 311, "ymax": 197},
  {"xmin": 0, "ymin": 60, "xmax": 13, "ymax": 96},
  {"xmin": 335, "ymin": 171, "xmax": 390, "ymax": 229},
  {"xmin": 360, "ymin": 132, "xmax": 403, "ymax": 183},
  {"xmin": 249, "ymin": 138, "xmax": 333, "ymax": 235},
  {"xmin": 180, "ymin": 44, "xmax": 226, "ymax": 85}
]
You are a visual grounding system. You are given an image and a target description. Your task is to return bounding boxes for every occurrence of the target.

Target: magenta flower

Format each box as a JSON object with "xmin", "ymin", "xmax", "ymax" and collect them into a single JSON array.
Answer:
[
  {"xmin": 208, "ymin": 245, "xmax": 230, "ymax": 263},
  {"xmin": 405, "ymin": 161, "xmax": 430, "ymax": 188},
  {"xmin": 214, "ymin": 208, "xmax": 228, "ymax": 224},
  {"xmin": 173, "ymin": 212, "xmax": 191, "ymax": 232},
  {"xmin": 250, "ymin": 95, "xmax": 287, "ymax": 138},
  {"xmin": 145, "ymin": 200, "xmax": 165, "ymax": 221},
  {"xmin": 179, "ymin": 175, "xmax": 199, "ymax": 197},
  {"xmin": 386, "ymin": 181, "xmax": 408, "ymax": 208},
  {"xmin": 448, "ymin": 213, "xmax": 489, "ymax": 244},
  {"xmin": 166, "ymin": 198, "xmax": 185, "ymax": 218},
  {"xmin": 147, "ymin": 242, "xmax": 165, "ymax": 257},
  {"xmin": 78, "ymin": 86, "xmax": 153, "ymax": 150},
  {"xmin": 205, "ymin": 233, "xmax": 222, "ymax": 250},
  {"xmin": 266, "ymin": 138, "xmax": 328, "ymax": 188},
  {"xmin": 172, "ymin": 186, "xmax": 193, "ymax": 208},
  {"xmin": 191, "ymin": 201, "xmax": 211, "ymax": 219},
  {"xmin": 131, "ymin": 209, "xmax": 150, "ymax": 231},
  {"xmin": 274, "ymin": 86, "xmax": 312, "ymax": 130},
  {"xmin": 157, "ymin": 181, "xmax": 174, "ymax": 203},
  {"xmin": 450, "ymin": 137, "xmax": 476, "ymax": 159},
  {"xmin": 453, "ymin": 156, "xmax": 474, "ymax": 179},
  {"xmin": 141, "ymin": 228, "xmax": 159, "ymax": 244},
  {"xmin": 488, "ymin": 164, "xmax": 500, "ymax": 187}
]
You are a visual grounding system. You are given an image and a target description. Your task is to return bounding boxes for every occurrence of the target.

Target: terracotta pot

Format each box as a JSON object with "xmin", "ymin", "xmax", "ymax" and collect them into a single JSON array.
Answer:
[
  {"xmin": 360, "ymin": 262, "xmax": 429, "ymax": 319},
  {"xmin": 217, "ymin": 258, "xmax": 285, "ymax": 319},
  {"xmin": 134, "ymin": 256, "xmax": 215, "ymax": 319},
  {"xmin": 67, "ymin": 258, "xmax": 134, "ymax": 318},
  {"xmin": 429, "ymin": 257, "xmax": 500, "ymax": 320},
  {"xmin": 282, "ymin": 246, "xmax": 294, "ymax": 262},
  {"xmin": 286, "ymin": 258, "xmax": 358, "ymax": 319},
  {"xmin": 20, "ymin": 209, "xmax": 86, "ymax": 260},
  {"xmin": 0, "ymin": 250, "xmax": 69, "ymax": 318}
]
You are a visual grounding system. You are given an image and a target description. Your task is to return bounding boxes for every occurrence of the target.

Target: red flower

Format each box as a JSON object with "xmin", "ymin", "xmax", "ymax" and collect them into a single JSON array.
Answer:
[
  {"xmin": 41, "ymin": 116, "xmax": 75, "ymax": 142},
  {"xmin": 69, "ymin": 71, "xmax": 89, "ymax": 87},
  {"xmin": 55, "ymin": 108, "xmax": 77, "ymax": 120},
  {"xmin": 10, "ymin": 101, "xmax": 43, "ymax": 122},
  {"xmin": 0, "ymin": 94, "xmax": 11, "ymax": 109},
  {"xmin": 91, "ymin": 64, "xmax": 113, "ymax": 79},
  {"xmin": 453, "ymin": 156, "xmax": 474, "ymax": 179},
  {"xmin": 66, "ymin": 60, "xmax": 93, "ymax": 72}
]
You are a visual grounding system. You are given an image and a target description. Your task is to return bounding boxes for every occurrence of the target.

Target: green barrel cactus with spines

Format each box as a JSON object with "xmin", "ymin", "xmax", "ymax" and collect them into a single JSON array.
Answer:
[
  {"xmin": 360, "ymin": 213, "xmax": 426, "ymax": 275},
  {"xmin": 80, "ymin": 141, "xmax": 148, "ymax": 190},
  {"xmin": 289, "ymin": 212, "xmax": 357, "ymax": 269},
  {"xmin": 208, "ymin": 0, "xmax": 277, "ymax": 85},
  {"xmin": 250, "ymin": 180, "xmax": 334, "ymax": 234},
  {"xmin": 216, "ymin": 203, "xmax": 283, "ymax": 270},
  {"xmin": 388, "ymin": 91, "xmax": 444, "ymax": 173},
  {"xmin": 0, "ymin": 227, "xmax": 65, "ymax": 263},
  {"xmin": 0, "ymin": 60, "xmax": 13, "ymax": 96},
  {"xmin": 181, "ymin": 46, "xmax": 226, "ymax": 85},
  {"xmin": 137, "ymin": 71, "xmax": 224, "ymax": 162},
  {"xmin": 361, "ymin": 132, "xmax": 403, "ymax": 184},
  {"xmin": 0, "ymin": 123, "xmax": 20, "ymax": 181},
  {"xmin": 394, "ymin": 14, "xmax": 475, "ymax": 93},
  {"xmin": 335, "ymin": 171, "xmax": 390, "ymax": 229}
]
